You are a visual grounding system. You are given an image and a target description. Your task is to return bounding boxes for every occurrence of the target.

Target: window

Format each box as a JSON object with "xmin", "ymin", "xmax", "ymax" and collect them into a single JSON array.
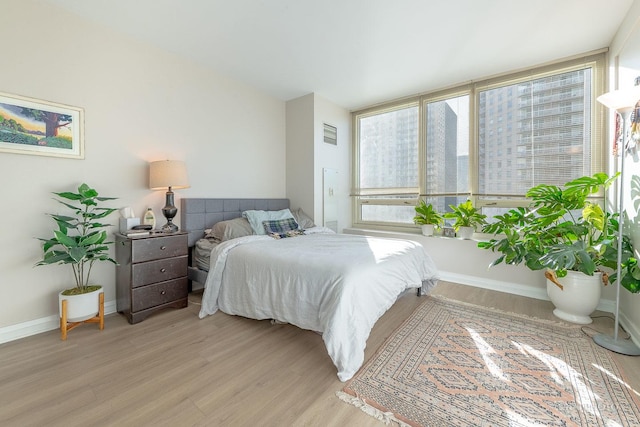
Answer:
[
  {"xmin": 424, "ymin": 94, "xmax": 470, "ymax": 215},
  {"xmin": 355, "ymin": 103, "xmax": 419, "ymax": 225},
  {"xmin": 478, "ymin": 68, "xmax": 597, "ymax": 200},
  {"xmin": 352, "ymin": 52, "xmax": 606, "ymax": 230}
]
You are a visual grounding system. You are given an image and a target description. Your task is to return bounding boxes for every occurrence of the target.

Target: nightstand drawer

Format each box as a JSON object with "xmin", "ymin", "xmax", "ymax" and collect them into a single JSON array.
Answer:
[
  {"xmin": 132, "ymin": 255, "xmax": 187, "ymax": 287},
  {"xmin": 131, "ymin": 278, "xmax": 188, "ymax": 312},
  {"xmin": 131, "ymin": 234, "xmax": 188, "ymax": 263}
]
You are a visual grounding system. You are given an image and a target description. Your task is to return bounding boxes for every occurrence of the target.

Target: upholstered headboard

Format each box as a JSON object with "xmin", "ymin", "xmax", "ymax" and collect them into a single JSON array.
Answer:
[{"xmin": 180, "ymin": 198, "xmax": 290, "ymax": 247}]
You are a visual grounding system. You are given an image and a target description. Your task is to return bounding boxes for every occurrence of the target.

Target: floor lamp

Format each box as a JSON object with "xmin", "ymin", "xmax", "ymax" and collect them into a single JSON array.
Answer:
[{"xmin": 594, "ymin": 86, "xmax": 640, "ymax": 356}]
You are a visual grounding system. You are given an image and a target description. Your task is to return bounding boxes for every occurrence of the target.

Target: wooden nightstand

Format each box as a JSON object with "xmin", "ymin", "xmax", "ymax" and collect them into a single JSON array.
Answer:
[{"xmin": 115, "ymin": 232, "xmax": 188, "ymax": 324}]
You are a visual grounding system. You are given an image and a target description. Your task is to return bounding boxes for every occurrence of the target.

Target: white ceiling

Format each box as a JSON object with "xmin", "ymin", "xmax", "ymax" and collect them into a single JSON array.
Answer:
[{"xmin": 45, "ymin": 0, "xmax": 633, "ymax": 110}]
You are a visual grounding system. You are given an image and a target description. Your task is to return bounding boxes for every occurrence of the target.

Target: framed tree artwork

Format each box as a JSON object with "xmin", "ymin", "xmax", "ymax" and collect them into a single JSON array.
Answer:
[{"xmin": 0, "ymin": 91, "xmax": 84, "ymax": 159}]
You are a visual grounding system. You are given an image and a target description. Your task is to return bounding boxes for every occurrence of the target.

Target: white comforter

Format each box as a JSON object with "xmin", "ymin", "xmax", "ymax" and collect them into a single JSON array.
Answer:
[{"xmin": 199, "ymin": 228, "xmax": 439, "ymax": 381}]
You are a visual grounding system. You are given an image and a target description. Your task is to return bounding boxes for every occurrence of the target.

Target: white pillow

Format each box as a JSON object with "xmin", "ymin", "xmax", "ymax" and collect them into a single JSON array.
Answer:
[{"xmin": 242, "ymin": 209, "xmax": 295, "ymax": 235}]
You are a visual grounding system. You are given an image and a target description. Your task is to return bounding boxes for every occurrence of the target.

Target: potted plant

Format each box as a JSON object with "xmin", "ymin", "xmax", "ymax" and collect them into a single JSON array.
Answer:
[
  {"xmin": 413, "ymin": 200, "xmax": 443, "ymax": 236},
  {"xmin": 478, "ymin": 173, "xmax": 640, "ymax": 324},
  {"xmin": 444, "ymin": 200, "xmax": 487, "ymax": 239},
  {"xmin": 36, "ymin": 183, "xmax": 117, "ymax": 323}
]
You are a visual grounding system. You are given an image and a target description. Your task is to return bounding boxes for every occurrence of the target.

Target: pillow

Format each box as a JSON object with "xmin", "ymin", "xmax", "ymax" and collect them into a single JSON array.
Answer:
[
  {"xmin": 291, "ymin": 207, "xmax": 316, "ymax": 229},
  {"xmin": 206, "ymin": 217, "xmax": 254, "ymax": 241},
  {"xmin": 262, "ymin": 217, "xmax": 299, "ymax": 234},
  {"xmin": 243, "ymin": 208, "xmax": 295, "ymax": 235}
]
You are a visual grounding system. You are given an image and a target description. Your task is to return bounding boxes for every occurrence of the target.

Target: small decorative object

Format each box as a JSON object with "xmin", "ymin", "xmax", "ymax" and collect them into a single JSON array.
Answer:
[
  {"xmin": 149, "ymin": 160, "xmax": 190, "ymax": 232},
  {"xmin": 35, "ymin": 183, "xmax": 117, "ymax": 339},
  {"xmin": 413, "ymin": 200, "xmax": 443, "ymax": 236},
  {"xmin": 444, "ymin": 200, "xmax": 487, "ymax": 240},
  {"xmin": 118, "ymin": 207, "xmax": 140, "ymax": 232},
  {"xmin": 143, "ymin": 207, "xmax": 156, "ymax": 229},
  {"xmin": 442, "ymin": 227, "xmax": 456, "ymax": 238}
]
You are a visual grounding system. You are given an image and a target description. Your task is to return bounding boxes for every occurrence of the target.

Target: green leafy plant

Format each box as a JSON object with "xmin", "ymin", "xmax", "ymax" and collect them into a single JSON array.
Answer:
[
  {"xmin": 478, "ymin": 173, "xmax": 640, "ymax": 293},
  {"xmin": 35, "ymin": 183, "xmax": 117, "ymax": 295},
  {"xmin": 444, "ymin": 200, "xmax": 487, "ymax": 231},
  {"xmin": 413, "ymin": 200, "xmax": 444, "ymax": 226}
]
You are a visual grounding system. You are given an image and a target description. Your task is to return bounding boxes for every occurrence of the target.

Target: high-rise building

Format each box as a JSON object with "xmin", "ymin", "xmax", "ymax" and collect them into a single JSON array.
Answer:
[
  {"xmin": 478, "ymin": 69, "xmax": 591, "ymax": 197},
  {"xmin": 426, "ymin": 102, "xmax": 458, "ymax": 212}
]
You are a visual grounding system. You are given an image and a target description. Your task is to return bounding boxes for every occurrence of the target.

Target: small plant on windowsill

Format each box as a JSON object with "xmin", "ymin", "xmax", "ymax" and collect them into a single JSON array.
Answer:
[
  {"xmin": 413, "ymin": 200, "xmax": 443, "ymax": 236},
  {"xmin": 444, "ymin": 200, "xmax": 487, "ymax": 239}
]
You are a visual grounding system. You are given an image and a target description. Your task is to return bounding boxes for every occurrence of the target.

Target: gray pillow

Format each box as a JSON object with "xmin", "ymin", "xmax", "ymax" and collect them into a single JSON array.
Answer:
[
  {"xmin": 206, "ymin": 217, "xmax": 254, "ymax": 241},
  {"xmin": 291, "ymin": 207, "xmax": 316, "ymax": 229}
]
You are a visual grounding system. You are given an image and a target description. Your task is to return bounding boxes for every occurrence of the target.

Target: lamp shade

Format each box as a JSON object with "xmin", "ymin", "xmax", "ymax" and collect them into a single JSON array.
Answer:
[
  {"xmin": 596, "ymin": 85, "xmax": 640, "ymax": 112},
  {"xmin": 149, "ymin": 160, "xmax": 190, "ymax": 190}
]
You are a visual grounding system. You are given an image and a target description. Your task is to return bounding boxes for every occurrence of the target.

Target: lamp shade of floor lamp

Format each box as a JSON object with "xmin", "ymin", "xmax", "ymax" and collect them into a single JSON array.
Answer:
[
  {"xmin": 149, "ymin": 160, "xmax": 190, "ymax": 232},
  {"xmin": 594, "ymin": 86, "xmax": 640, "ymax": 356}
]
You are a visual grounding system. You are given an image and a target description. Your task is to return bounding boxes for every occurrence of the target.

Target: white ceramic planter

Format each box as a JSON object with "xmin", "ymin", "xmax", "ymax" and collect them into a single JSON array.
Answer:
[
  {"xmin": 420, "ymin": 224, "xmax": 435, "ymax": 236},
  {"xmin": 59, "ymin": 286, "xmax": 102, "ymax": 322},
  {"xmin": 457, "ymin": 226, "xmax": 474, "ymax": 239},
  {"xmin": 546, "ymin": 271, "xmax": 601, "ymax": 324}
]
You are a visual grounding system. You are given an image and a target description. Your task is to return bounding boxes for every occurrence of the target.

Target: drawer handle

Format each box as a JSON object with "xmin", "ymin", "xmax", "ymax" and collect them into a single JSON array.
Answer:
[
  {"xmin": 160, "ymin": 268, "xmax": 167, "ymax": 273},
  {"xmin": 160, "ymin": 246, "xmax": 167, "ymax": 250},
  {"xmin": 161, "ymin": 290, "xmax": 166, "ymax": 295}
]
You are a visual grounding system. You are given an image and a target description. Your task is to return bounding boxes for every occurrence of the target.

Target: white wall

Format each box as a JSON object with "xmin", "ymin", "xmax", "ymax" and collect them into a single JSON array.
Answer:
[
  {"xmin": 345, "ymin": 228, "xmax": 617, "ymax": 311},
  {"xmin": 285, "ymin": 94, "xmax": 315, "ymax": 216},
  {"xmin": 0, "ymin": 0, "xmax": 286, "ymax": 338},
  {"xmin": 313, "ymin": 94, "xmax": 351, "ymax": 231},
  {"xmin": 285, "ymin": 93, "xmax": 351, "ymax": 230}
]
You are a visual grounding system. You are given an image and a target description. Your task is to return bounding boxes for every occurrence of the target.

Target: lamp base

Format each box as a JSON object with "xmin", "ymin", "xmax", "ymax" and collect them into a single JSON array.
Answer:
[
  {"xmin": 593, "ymin": 333, "xmax": 640, "ymax": 356},
  {"xmin": 161, "ymin": 222, "xmax": 179, "ymax": 233},
  {"xmin": 160, "ymin": 187, "xmax": 179, "ymax": 233}
]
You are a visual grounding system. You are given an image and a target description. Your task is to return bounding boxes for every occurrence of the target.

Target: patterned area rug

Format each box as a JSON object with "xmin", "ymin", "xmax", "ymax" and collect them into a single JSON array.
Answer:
[{"xmin": 338, "ymin": 296, "xmax": 640, "ymax": 427}]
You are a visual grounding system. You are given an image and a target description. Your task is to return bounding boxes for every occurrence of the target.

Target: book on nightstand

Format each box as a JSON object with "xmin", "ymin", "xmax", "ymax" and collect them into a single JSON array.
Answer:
[{"xmin": 122, "ymin": 230, "xmax": 151, "ymax": 237}]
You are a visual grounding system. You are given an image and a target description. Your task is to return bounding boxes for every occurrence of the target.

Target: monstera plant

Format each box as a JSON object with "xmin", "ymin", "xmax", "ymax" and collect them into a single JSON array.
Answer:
[{"xmin": 478, "ymin": 173, "xmax": 640, "ymax": 323}]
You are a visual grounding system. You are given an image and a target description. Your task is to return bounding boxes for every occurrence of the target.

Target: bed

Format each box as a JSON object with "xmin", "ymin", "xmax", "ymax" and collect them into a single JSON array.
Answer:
[{"xmin": 180, "ymin": 198, "xmax": 439, "ymax": 381}]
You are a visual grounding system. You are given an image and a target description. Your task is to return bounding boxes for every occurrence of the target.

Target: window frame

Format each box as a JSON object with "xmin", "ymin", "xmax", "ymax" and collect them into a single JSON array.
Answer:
[{"xmin": 351, "ymin": 51, "xmax": 608, "ymax": 231}]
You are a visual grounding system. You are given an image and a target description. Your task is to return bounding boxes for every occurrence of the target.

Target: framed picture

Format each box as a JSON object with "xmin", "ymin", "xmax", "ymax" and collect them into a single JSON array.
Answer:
[
  {"xmin": 0, "ymin": 91, "xmax": 84, "ymax": 159},
  {"xmin": 442, "ymin": 227, "xmax": 456, "ymax": 238}
]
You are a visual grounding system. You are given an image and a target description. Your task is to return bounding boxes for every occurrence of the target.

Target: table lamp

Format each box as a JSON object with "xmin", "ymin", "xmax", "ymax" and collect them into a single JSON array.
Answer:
[{"xmin": 149, "ymin": 160, "xmax": 190, "ymax": 232}]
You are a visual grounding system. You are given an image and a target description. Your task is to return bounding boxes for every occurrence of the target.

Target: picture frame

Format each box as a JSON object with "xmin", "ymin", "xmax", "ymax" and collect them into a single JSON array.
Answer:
[
  {"xmin": 442, "ymin": 227, "xmax": 456, "ymax": 238},
  {"xmin": 0, "ymin": 91, "xmax": 84, "ymax": 159}
]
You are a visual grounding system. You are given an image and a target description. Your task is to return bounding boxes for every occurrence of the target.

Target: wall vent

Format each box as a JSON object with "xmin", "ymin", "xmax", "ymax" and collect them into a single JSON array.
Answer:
[{"xmin": 323, "ymin": 123, "xmax": 337, "ymax": 145}]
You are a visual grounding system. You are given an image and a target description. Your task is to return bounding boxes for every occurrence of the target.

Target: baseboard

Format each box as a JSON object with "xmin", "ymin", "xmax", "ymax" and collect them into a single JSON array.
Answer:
[
  {"xmin": 619, "ymin": 310, "xmax": 640, "ymax": 348},
  {"xmin": 2, "ymin": 276, "xmax": 637, "ymax": 347},
  {"xmin": 0, "ymin": 300, "xmax": 117, "ymax": 344},
  {"xmin": 438, "ymin": 271, "xmax": 550, "ymax": 302}
]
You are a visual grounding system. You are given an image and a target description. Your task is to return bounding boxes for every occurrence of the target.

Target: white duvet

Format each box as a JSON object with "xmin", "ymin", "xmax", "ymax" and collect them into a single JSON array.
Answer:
[{"xmin": 199, "ymin": 228, "xmax": 439, "ymax": 381}]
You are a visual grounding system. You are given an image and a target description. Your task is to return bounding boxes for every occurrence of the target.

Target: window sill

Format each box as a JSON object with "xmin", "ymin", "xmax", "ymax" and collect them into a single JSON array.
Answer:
[{"xmin": 343, "ymin": 227, "xmax": 492, "ymax": 243}]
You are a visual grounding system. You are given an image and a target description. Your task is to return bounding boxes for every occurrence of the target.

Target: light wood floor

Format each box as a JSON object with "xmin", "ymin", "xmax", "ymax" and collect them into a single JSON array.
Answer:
[{"xmin": 1, "ymin": 281, "xmax": 639, "ymax": 426}]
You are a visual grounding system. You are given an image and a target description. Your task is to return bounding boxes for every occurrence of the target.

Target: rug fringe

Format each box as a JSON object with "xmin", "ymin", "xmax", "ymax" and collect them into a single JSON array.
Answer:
[{"xmin": 335, "ymin": 391, "xmax": 411, "ymax": 427}]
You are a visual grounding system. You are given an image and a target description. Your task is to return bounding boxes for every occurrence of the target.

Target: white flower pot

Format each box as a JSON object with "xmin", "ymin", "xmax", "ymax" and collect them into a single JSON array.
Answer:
[
  {"xmin": 457, "ymin": 226, "xmax": 474, "ymax": 239},
  {"xmin": 59, "ymin": 286, "xmax": 102, "ymax": 322},
  {"xmin": 420, "ymin": 224, "xmax": 435, "ymax": 236},
  {"xmin": 546, "ymin": 271, "xmax": 601, "ymax": 324}
]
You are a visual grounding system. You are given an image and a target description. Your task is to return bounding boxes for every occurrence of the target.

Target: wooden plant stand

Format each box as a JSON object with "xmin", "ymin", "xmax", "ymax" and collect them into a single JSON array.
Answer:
[{"xmin": 60, "ymin": 292, "xmax": 104, "ymax": 340}]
